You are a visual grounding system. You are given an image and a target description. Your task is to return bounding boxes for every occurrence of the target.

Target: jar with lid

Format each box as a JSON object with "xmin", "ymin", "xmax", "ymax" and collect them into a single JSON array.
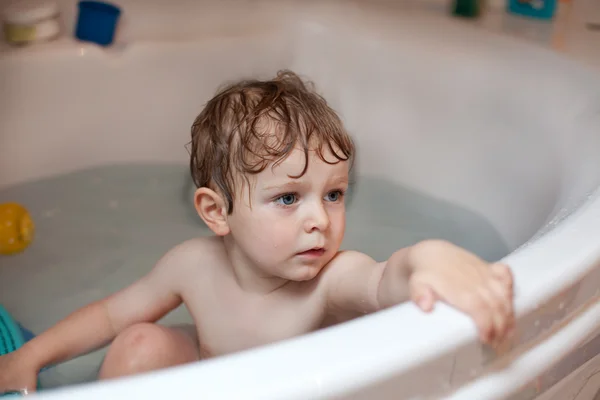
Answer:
[{"xmin": 2, "ymin": 0, "xmax": 61, "ymax": 46}]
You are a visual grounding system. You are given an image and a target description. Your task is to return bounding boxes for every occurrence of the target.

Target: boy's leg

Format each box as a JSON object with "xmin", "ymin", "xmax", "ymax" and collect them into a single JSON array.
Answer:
[{"xmin": 98, "ymin": 323, "xmax": 200, "ymax": 380}]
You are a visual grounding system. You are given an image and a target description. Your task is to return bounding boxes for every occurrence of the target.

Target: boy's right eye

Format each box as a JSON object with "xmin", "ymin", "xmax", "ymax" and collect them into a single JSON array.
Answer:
[{"xmin": 275, "ymin": 193, "xmax": 297, "ymax": 206}]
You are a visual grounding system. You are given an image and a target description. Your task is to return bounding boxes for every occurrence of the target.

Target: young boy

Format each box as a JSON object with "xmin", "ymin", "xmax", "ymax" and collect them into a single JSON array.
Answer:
[{"xmin": 0, "ymin": 70, "xmax": 514, "ymax": 392}]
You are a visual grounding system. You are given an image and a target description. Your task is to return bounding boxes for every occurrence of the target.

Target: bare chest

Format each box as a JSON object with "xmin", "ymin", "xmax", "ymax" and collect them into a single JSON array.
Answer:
[{"xmin": 182, "ymin": 279, "xmax": 324, "ymax": 358}]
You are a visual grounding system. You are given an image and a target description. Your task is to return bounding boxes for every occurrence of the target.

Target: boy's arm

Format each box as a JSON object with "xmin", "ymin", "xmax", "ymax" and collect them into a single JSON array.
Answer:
[
  {"xmin": 321, "ymin": 249, "xmax": 412, "ymax": 316},
  {"xmin": 322, "ymin": 240, "xmax": 514, "ymax": 345},
  {"xmin": 20, "ymin": 243, "xmax": 189, "ymax": 374}
]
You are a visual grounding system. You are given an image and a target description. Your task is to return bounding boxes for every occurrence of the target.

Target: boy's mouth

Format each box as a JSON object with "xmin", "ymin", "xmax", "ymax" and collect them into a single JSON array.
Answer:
[{"xmin": 297, "ymin": 247, "xmax": 326, "ymax": 257}]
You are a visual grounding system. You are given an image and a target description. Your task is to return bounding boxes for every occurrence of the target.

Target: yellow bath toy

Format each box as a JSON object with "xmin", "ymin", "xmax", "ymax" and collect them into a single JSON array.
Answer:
[{"xmin": 0, "ymin": 203, "xmax": 34, "ymax": 255}]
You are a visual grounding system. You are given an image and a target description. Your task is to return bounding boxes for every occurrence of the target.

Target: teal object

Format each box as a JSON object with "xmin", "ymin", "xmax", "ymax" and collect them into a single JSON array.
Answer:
[
  {"xmin": 0, "ymin": 305, "xmax": 27, "ymax": 355},
  {"xmin": 0, "ymin": 305, "xmax": 40, "ymax": 396},
  {"xmin": 508, "ymin": 0, "xmax": 558, "ymax": 19}
]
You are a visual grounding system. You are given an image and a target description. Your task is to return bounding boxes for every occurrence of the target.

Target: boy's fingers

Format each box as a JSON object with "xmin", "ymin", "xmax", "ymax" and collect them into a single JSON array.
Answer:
[
  {"xmin": 485, "ymin": 286, "xmax": 514, "ymax": 342},
  {"xmin": 473, "ymin": 309, "xmax": 494, "ymax": 343},
  {"xmin": 489, "ymin": 272, "xmax": 516, "ymax": 341},
  {"xmin": 489, "ymin": 280, "xmax": 513, "ymax": 320},
  {"xmin": 464, "ymin": 290, "xmax": 505, "ymax": 344},
  {"xmin": 410, "ymin": 284, "xmax": 436, "ymax": 312},
  {"xmin": 491, "ymin": 263, "xmax": 513, "ymax": 288}
]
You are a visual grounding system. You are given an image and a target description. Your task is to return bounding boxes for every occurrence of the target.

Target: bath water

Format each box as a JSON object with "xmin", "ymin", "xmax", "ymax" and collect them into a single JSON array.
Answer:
[{"xmin": 0, "ymin": 163, "xmax": 508, "ymax": 388}]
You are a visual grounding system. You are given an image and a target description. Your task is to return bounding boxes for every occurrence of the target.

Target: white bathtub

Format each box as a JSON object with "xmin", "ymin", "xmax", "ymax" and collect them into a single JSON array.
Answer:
[{"xmin": 1, "ymin": 1, "xmax": 599, "ymax": 399}]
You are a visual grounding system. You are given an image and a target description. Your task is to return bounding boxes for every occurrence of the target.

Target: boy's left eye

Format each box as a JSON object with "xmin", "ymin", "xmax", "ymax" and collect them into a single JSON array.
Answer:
[{"xmin": 325, "ymin": 190, "xmax": 343, "ymax": 202}]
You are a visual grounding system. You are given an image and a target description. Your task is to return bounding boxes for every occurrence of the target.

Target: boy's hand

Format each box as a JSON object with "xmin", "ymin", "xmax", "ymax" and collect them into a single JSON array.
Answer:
[
  {"xmin": 405, "ymin": 240, "xmax": 515, "ymax": 346},
  {"xmin": 0, "ymin": 350, "xmax": 38, "ymax": 394}
]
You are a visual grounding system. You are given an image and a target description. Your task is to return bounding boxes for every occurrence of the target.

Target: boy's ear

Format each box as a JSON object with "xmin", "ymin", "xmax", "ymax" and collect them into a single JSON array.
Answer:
[{"xmin": 194, "ymin": 187, "xmax": 230, "ymax": 236}]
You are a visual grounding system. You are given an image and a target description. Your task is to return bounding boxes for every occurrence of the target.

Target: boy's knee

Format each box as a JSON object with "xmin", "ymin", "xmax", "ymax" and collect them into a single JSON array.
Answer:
[
  {"xmin": 100, "ymin": 323, "xmax": 189, "ymax": 379},
  {"xmin": 115, "ymin": 323, "xmax": 166, "ymax": 359}
]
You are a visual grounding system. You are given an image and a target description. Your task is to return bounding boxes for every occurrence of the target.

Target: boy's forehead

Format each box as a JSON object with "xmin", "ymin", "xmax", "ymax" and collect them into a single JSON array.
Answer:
[{"xmin": 261, "ymin": 147, "xmax": 349, "ymax": 181}]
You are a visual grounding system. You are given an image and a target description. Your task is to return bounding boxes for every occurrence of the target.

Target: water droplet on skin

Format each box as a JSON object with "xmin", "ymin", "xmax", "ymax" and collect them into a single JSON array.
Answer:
[
  {"xmin": 534, "ymin": 320, "xmax": 540, "ymax": 327},
  {"xmin": 559, "ymin": 302, "xmax": 565, "ymax": 310}
]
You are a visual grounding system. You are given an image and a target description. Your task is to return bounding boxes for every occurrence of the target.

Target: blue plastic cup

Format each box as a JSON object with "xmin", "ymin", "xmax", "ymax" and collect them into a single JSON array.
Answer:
[{"xmin": 75, "ymin": 1, "xmax": 122, "ymax": 46}]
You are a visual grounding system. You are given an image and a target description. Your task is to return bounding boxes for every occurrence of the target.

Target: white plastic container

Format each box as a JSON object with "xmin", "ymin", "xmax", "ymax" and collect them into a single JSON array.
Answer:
[{"xmin": 2, "ymin": 0, "xmax": 60, "ymax": 45}]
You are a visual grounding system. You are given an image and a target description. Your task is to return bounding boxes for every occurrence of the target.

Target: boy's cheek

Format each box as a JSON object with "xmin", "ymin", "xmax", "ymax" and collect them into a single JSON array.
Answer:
[
  {"xmin": 266, "ymin": 223, "xmax": 297, "ymax": 249},
  {"xmin": 266, "ymin": 222, "xmax": 294, "ymax": 242},
  {"xmin": 252, "ymin": 217, "xmax": 292, "ymax": 240},
  {"xmin": 330, "ymin": 211, "xmax": 346, "ymax": 231}
]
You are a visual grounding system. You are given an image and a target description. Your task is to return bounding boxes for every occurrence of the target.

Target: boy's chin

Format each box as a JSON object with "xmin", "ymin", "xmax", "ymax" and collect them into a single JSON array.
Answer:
[{"xmin": 282, "ymin": 259, "xmax": 331, "ymax": 281}]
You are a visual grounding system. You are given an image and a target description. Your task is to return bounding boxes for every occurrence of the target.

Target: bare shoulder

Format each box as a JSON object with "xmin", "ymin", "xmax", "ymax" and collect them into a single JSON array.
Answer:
[
  {"xmin": 328, "ymin": 250, "xmax": 377, "ymax": 268},
  {"xmin": 319, "ymin": 250, "xmax": 378, "ymax": 281},
  {"xmin": 153, "ymin": 236, "xmax": 226, "ymax": 276}
]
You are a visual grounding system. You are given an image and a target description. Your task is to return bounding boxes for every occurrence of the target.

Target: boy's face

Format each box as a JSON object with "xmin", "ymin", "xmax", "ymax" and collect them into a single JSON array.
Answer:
[{"xmin": 226, "ymin": 145, "xmax": 349, "ymax": 281}]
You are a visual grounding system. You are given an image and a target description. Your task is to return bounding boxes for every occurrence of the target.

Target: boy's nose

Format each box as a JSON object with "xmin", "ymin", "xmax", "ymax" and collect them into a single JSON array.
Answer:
[{"xmin": 304, "ymin": 201, "xmax": 330, "ymax": 233}]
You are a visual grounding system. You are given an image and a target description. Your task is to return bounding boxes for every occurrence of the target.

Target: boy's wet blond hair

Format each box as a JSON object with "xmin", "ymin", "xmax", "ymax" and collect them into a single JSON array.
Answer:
[{"xmin": 189, "ymin": 70, "xmax": 354, "ymax": 213}]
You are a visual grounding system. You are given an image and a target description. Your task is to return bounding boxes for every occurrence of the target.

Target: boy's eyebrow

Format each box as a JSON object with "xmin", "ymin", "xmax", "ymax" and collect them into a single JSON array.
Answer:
[
  {"xmin": 331, "ymin": 176, "xmax": 349, "ymax": 185},
  {"xmin": 262, "ymin": 176, "xmax": 349, "ymax": 191},
  {"xmin": 261, "ymin": 181, "xmax": 303, "ymax": 191}
]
